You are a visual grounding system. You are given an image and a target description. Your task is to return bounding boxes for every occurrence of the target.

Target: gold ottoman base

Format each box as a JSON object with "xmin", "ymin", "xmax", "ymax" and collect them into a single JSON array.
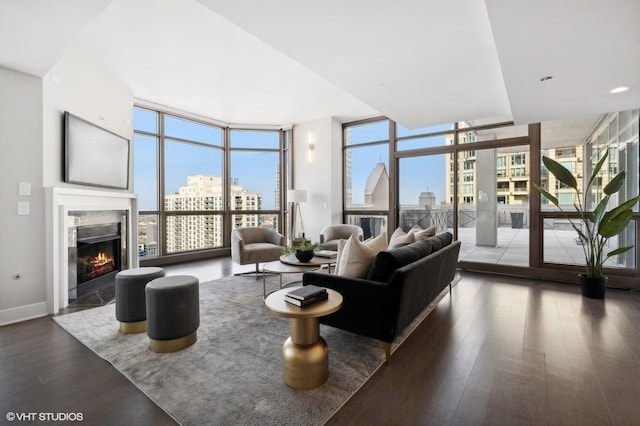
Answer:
[
  {"xmin": 282, "ymin": 336, "xmax": 328, "ymax": 389},
  {"xmin": 119, "ymin": 320, "xmax": 147, "ymax": 334},
  {"xmin": 149, "ymin": 331, "xmax": 197, "ymax": 353}
]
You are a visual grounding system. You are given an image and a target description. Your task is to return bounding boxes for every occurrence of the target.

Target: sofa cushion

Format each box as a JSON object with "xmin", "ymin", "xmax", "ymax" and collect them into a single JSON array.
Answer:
[
  {"xmin": 367, "ymin": 239, "xmax": 433, "ymax": 283},
  {"xmin": 335, "ymin": 234, "xmax": 377, "ymax": 278},
  {"xmin": 428, "ymin": 232, "xmax": 452, "ymax": 252}
]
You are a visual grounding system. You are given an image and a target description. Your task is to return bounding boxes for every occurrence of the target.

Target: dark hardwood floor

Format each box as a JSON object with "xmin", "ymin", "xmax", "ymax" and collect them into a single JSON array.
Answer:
[
  {"xmin": 327, "ymin": 272, "xmax": 640, "ymax": 425},
  {"xmin": 2, "ymin": 258, "xmax": 639, "ymax": 425},
  {"xmin": 0, "ymin": 312, "xmax": 177, "ymax": 425}
]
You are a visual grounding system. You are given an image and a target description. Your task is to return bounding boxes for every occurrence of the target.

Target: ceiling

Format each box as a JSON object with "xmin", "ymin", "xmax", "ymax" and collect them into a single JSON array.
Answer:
[{"xmin": 1, "ymin": 0, "xmax": 639, "ymax": 129}]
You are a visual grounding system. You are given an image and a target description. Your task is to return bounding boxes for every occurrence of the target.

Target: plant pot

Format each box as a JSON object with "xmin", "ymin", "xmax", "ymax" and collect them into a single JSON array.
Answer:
[
  {"xmin": 295, "ymin": 250, "xmax": 314, "ymax": 263},
  {"xmin": 579, "ymin": 274, "xmax": 607, "ymax": 299}
]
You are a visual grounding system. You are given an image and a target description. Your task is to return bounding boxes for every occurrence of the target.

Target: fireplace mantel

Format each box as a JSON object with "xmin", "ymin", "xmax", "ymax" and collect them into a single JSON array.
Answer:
[{"xmin": 45, "ymin": 187, "xmax": 138, "ymax": 314}]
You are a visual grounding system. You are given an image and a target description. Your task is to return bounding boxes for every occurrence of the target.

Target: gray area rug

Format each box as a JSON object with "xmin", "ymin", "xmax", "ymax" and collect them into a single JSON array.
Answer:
[{"xmin": 53, "ymin": 274, "xmax": 456, "ymax": 425}]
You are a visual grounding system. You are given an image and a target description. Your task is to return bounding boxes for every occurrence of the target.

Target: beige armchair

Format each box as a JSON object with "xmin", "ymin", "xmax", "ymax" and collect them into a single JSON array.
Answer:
[
  {"xmin": 319, "ymin": 224, "xmax": 364, "ymax": 251},
  {"xmin": 231, "ymin": 227, "xmax": 286, "ymax": 274}
]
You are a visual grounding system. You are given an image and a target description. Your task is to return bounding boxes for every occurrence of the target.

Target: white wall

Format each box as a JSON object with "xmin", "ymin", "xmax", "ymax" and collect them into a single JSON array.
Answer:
[
  {"xmin": 43, "ymin": 48, "xmax": 133, "ymax": 188},
  {"xmin": 0, "ymin": 68, "xmax": 46, "ymax": 325},
  {"xmin": 292, "ymin": 116, "xmax": 343, "ymax": 243},
  {"xmin": 0, "ymin": 50, "xmax": 133, "ymax": 325}
]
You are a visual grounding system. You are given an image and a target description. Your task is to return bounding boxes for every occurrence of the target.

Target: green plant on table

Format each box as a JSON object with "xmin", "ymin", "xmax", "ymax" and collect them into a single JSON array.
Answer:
[
  {"xmin": 284, "ymin": 240, "xmax": 321, "ymax": 254},
  {"xmin": 533, "ymin": 151, "xmax": 639, "ymax": 279}
]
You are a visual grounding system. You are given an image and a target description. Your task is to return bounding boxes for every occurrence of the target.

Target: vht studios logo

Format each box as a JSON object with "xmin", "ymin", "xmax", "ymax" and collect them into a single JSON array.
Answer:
[{"xmin": 6, "ymin": 412, "xmax": 84, "ymax": 422}]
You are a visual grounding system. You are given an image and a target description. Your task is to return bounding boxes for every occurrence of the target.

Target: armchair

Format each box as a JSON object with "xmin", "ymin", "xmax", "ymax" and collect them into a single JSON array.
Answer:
[
  {"xmin": 231, "ymin": 227, "xmax": 286, "ymax": 274},
  {"xmin": 319, "ymin": 224, "xmax": 364, "ymax": 251}
]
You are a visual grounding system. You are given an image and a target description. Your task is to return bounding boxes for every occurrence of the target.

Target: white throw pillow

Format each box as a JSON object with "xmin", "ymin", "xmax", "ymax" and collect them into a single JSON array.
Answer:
[
  {"xmin": 388, "ymin": 227, "xmax": 415, "ymax": 247},
  {"xmin": 408, "ymin": 225, "xmax": 423, "ymax": 234},
  {"xmin": 333, "ymin": 238, "xmax": 348, "ymax": 275},
  {"xmin": 335, "ymin": 234, "xmax": 376, "ymax": 278},
  {"xmin": 364, "ymin": 231, "xmax": 388, "ymax": 252},
  {"xmin": 413, "ymin": 226, "xmax": 436, "ymax": 240}
]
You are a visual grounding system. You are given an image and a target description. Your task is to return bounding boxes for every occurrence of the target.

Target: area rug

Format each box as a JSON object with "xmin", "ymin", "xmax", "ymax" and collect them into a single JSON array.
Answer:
[{"xmin": 53, "ymin": 274, "xmax": 456, "ymax": 425}]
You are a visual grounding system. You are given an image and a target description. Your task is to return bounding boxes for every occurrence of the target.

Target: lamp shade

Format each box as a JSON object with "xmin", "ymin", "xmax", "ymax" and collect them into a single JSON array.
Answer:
[{"xmin": 287, "ymin": 189, "xmax": 307, "ymax": 203}]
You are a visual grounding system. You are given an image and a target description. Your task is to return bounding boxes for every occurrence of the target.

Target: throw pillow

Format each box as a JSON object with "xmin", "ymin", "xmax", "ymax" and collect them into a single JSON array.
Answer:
[
  {"xmin": 388, "ymin": 227, "xmax": 415, "ymax": 248},
  {"xmin": 335, "ymin": 234, "xmax": 377, "ymax": 278},
  {"xmin": 333, "ymin": 238, "xmax": 348, "ymax": 275},
  {"xmin": 408, "ymin": 225, "xmax": 423, "ymax": 234},
  {"xmin": 413, "ymin": 226, "xmax": 436, "ymax": 240},
  {"xmin": 364, "ymin": 231, "xmax": 388, "ymax": 252}
]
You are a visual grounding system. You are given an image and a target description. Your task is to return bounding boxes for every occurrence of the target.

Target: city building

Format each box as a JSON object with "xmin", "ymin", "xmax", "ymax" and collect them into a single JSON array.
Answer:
[{"xmin": 161, "ymin": 175, "xmax": 262, "ymax": 253}]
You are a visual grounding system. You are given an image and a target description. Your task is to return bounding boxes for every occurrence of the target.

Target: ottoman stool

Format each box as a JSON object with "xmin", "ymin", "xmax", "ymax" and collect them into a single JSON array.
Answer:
[
  {"xmin": 115, "ymin": 267, "xmax": 165, "ymax": 334},
  {"xmin": 146, "ymin": 275, "xmax": 200, "ymax": 353}
]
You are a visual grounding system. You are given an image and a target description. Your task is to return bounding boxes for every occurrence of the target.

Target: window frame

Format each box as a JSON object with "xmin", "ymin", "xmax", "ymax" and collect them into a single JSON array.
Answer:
[{"xmin": 133, "ymin": 105, "xmax": 288, "ymax": 264}]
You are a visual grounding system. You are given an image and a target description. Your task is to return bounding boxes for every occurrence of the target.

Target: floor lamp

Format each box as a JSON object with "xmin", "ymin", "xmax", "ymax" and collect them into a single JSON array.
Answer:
[{"xmin": 288, "ymin": 189, "xmax": 307, "ymax": 244}]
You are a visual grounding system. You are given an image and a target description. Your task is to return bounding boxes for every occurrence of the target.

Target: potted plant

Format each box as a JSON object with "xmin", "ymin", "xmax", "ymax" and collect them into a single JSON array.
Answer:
[
  {"xmin": 285, "ymin": 240, "xmax": 321, "ymax": 262},
  {"xmin": 534, "ymin": 151, "xmax": 639, "ymax": 298}
]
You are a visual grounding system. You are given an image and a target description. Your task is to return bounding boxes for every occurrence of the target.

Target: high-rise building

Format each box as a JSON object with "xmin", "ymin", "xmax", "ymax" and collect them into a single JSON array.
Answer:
[
  {"xmin": 444, "ymin": 134, "xmax": 584, "ymax": 207},
  {"xmin": 164, "ymin": 175, "xmax": 261, "ymax": 252}
]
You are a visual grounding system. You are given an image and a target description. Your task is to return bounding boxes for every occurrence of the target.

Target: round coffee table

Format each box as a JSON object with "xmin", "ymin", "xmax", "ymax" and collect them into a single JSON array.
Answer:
[
  {"xmin": 261, "ymin": 260, "xmax": 320, "ymax": 298},
  {"xmin": 264, "ymin": 287, "xmax": 343, "ymax": 389},
  {"xmin": 279, "ymin": 253, "xmax": 337, "ymax": 274}
]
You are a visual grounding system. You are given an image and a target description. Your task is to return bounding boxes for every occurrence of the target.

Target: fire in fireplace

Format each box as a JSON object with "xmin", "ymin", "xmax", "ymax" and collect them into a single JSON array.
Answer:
[
  {"xmin": 77, "ymin": 245, "xmax": 117, "ymax": 283},
  {"xmin": 71, "ymin": 222, "xmax": 122, "ymax": 300}
]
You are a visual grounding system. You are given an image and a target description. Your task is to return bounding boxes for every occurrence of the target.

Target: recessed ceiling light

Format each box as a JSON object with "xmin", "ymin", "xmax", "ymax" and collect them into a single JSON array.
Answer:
[
  {"xmin": 540, "ymin": 76, "xmax": 553, "ymax": 82},
  {"xmin": 609, "ymin": 86, "xmax": 629, "ymax": 94}
]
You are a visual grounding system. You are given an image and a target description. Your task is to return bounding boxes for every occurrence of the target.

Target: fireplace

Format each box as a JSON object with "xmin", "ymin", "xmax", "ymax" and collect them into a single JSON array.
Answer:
[
  {"xmin": 75, "ymin": 223, "xmax": 121, "ymax": 295},
  {"xmin": 67, "ymin": 210, "xmax": 128, "ymax": 302},
  {"xmin": 46, "ymin": 187, "xmax": 137, "ymax": 315}
]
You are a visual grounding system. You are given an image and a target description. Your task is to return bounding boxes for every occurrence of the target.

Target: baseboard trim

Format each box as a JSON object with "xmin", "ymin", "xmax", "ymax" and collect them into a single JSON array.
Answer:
[{"xmin": 0, "ymin": 302, "xmax": 49, "ymax": 326}]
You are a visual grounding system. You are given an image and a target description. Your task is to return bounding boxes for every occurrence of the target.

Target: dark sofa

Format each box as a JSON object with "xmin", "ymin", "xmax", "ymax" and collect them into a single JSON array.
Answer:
[{"xmin": 303, "ymin": 232, "xmax": 460, "ymax": 363}]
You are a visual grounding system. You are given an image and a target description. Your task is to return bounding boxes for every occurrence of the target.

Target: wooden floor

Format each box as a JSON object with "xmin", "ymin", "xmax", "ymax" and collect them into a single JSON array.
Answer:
[
  {"xmin": 2, "ymin": 259, "xmax": 639, "ymax": 425},
  {"xmin": 327, "ymin": 272, "xmax": 640, "ymax": 426}
]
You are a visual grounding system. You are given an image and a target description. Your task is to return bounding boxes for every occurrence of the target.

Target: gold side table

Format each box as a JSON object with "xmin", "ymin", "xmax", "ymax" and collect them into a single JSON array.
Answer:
[{"xmin": 264, "ymin": 288, "xmax": 343, "ymax": 389}]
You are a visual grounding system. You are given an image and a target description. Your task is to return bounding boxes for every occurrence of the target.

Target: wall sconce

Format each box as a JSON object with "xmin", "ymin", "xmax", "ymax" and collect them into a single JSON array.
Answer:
[{"xmin": 307, "ymin": 132, "xmax": 315, "ymax": 163}]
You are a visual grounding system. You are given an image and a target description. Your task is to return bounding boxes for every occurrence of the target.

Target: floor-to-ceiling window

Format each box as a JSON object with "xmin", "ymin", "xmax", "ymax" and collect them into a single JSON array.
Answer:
[
  {"xmin": 163, "ymin": 115, "xmax": 224, "ymax": 255},
  {"xmin": 343, "ymin": 109, "xmax": 639, "ymax": 286},
  {"xmin": 343, "ymin": 118, "xmax": 390, "ymax": 239},
  {"xmin": 229, "ymin": 129, "xmax": 282, "ymax": 231},
  {"xmin": 540, "ymin": 110, "xmax": 639, "ymax": 276},
  {"xmin": 133, "ymin": 106, "xmax": 288, "ymax": 262}
]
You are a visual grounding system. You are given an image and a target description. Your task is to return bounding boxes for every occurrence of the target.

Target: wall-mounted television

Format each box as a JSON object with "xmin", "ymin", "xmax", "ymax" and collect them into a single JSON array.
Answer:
[{"xmin": 64, "ymin": 111, "xmax": 130, "ymax": 190}]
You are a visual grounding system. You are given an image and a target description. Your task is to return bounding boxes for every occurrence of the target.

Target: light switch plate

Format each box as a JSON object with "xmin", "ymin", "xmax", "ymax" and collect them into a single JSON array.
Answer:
[
  {"xmin": 18, "ymin": 202, "xmax": 30, "ymax": 215},
  {"xmin": 19, "ymin": 182, "xmax": 31, "ymax": 196}
]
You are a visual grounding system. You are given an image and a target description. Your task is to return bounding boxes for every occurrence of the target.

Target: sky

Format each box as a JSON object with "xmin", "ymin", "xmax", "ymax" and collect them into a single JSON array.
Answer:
[
  {"xmin": 348, "ymin": 120, "xmax": 451, "ymax": 205},
  {"xmin": 133, "ymin": 108, "xmax": 280, "ymax": 211},
  {"xmin": 133, "ymin": 108, "xmax": 452, "ymax": 211}
]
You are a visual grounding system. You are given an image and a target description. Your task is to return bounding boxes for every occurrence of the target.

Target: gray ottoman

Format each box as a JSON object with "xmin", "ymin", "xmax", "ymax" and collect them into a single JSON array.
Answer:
[
  {"xmin": 146, "ymin": 275, "xmax": 200, "ymax": 353},
  {"xmin": 115, "ymin": 267, "xmax": 165, "ymax": 334}
]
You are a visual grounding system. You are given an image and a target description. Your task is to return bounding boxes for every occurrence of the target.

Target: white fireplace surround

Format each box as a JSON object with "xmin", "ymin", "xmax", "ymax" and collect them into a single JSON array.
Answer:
[{"xmin": 46, "ymin": 187, "xmax": 138, "ymax": 314}]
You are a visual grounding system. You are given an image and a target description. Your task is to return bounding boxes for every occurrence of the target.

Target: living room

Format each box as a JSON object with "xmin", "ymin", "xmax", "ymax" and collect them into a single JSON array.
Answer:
[{"xmin": 2, "ymin": 1, "xmax": 640, "ymax": 424}]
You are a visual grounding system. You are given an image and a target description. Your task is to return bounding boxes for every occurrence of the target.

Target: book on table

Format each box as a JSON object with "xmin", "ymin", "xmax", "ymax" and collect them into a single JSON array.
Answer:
[
  {"xmin": 286, "ymin": 284, "xmax": 327, "ymax": 301},
  {"xmin": 314, "ymin": 250, "xmax": 337, "ymax": 259},
  {"xmin": 284, "ymin": 291, "xmax": 329, "ymax": 307}
]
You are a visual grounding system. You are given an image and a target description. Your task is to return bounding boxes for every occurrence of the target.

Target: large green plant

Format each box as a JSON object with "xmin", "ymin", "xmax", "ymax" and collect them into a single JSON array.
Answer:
[{"xmin": 534, "ymin": 151, "xmax": 640, "ymax": 279}]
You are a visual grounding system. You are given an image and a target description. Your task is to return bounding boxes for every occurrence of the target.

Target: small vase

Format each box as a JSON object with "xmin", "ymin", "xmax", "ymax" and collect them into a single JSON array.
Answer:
[
  {"xmin": 295, "ymin": 250, "xmax": 314, "ymax": 263},
  {"xmin": 579, "ymin": 274, "xmax": 607, "ymax": 299}
]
